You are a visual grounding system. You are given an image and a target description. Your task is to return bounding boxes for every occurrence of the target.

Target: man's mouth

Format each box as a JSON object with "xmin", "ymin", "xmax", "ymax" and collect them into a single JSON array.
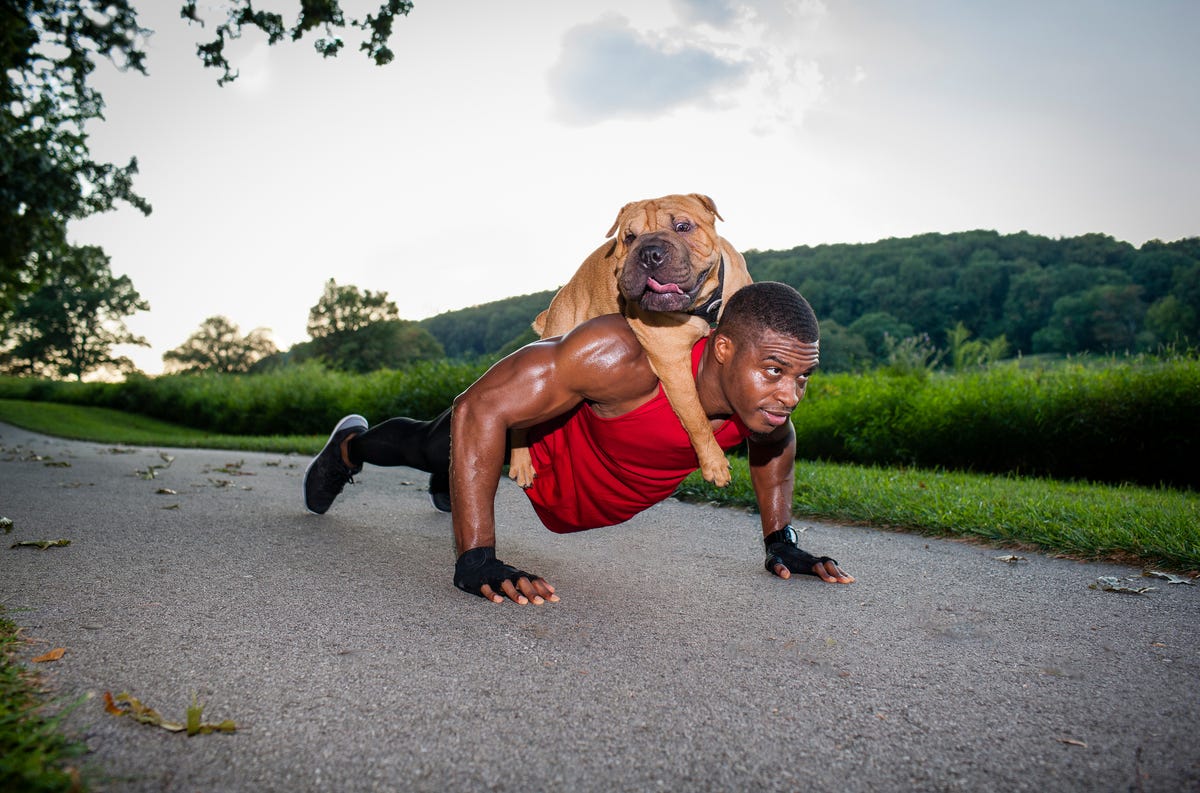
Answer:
[{"xmin": 760, "ymin": 409, "xmax": 791, "ymax": 428}]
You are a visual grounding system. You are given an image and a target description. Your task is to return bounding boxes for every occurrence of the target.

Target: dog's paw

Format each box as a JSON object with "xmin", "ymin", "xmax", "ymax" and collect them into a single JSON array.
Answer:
[
  {"xmin": 508, "ymin": 453, "xmax": 537, "ymax": 489},
  {"xmin": 700, "ymin": 458, "xmax": 732, "ymax": 488}
]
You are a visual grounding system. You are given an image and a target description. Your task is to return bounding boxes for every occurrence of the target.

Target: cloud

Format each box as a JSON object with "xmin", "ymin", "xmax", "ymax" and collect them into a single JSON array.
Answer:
[
  {"xmin": 548, "ymin": 13, "xmax": 749, "ymax": 125},
  {"xmin": 671, "ymin": 0, "xmax": 740, "ymax": 28},
  {"xmin": 548, "ymin": 2, "xmax": 828, "ymax": 133}
]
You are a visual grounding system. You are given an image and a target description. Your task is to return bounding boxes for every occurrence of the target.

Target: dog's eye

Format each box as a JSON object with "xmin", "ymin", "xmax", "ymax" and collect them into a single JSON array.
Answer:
[
  {"xmin": 624, "ymin": 232, "xmax": 636, "ymax": 244},
  {"xmin": 674, "ymin": 220, "xmax": 692, "ymax": 233}
]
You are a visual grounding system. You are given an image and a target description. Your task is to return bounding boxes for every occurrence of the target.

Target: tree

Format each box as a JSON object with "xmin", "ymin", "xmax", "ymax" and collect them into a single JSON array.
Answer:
[
  {"xmin": 1, "ymin": 0, "xmax": 152, "ymax": 314},
  {"xmin": 182, "ymin": 0, "xmax": 413, "ymax": 86},
  {"xmin": 1144, "ymin": 295, "xmax": 1197, "ymax": 345},
  {"xmin": 0, "ymin": 243, "xmax": 149, "ymax": 380},
  {"xmin": 2, "ymin": 1, "xmax": 409, "ymax": 314},
  {"xmin": 163, "ymin": 315, "xmax": 278, "ymax": 374},
  {"xmin": 289, "ymin": 319, "xmax": 444, "ymax": 372},
  {"xmin": 307, "ymin": 278, "xmax": 400, "ymax": 339}
]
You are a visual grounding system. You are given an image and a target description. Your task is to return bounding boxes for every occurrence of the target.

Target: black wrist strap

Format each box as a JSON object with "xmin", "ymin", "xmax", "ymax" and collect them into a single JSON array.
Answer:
[
  {"xmin": 764, "ymin": 525, "xmax": 799, "ymax": 548},
  {"xmin": 763, "ymin": 525, "xmax": 837, "ymax": 576}
]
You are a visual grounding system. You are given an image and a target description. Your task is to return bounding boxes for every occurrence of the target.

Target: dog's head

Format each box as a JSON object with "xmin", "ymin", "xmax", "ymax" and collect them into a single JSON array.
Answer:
[{"xmin": 606, "ymin": 193, "xmax": 726, "ymax": 314}]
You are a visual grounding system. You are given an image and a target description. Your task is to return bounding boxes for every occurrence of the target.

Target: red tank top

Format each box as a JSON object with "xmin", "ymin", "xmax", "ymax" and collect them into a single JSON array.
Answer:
[{"xmin": 524, "ymin": 335, "xmax": 751, "ymax": 533}]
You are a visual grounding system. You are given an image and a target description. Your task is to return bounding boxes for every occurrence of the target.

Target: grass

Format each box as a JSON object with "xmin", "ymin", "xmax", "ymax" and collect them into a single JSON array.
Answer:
[
  {"xmin": 0, "ymin": 399, "xmax": 317, "ymax": 454},
  {"xmin": 4, "ymin": 398, "xmax": 1197, "ymax": 572},
  {"xmin": 679, "ymin": 459, "xmax": 1200, "ymax": 572},
  {"xmin": 0, "ymin": 609, "xmax": 88, "ymax": 793}
]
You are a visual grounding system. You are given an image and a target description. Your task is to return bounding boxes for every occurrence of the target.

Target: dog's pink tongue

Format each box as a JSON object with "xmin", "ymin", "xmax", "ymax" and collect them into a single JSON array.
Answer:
[{"xmin": 647, "ymin": 277, "xmax": 685, "ymax": 294}]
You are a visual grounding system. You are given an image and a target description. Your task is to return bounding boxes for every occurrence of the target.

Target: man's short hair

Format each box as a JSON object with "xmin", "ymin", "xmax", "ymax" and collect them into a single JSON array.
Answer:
[{"xmin": 716, "ymin": 282, "xmax": 819, "ymax": 345}]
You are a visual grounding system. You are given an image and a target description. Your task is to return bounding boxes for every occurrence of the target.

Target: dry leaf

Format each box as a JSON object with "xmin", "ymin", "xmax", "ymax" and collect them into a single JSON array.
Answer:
[
  {"xmin": 1144, "ymin": 571, "xmax": 1194, "ymax": 586},
  {"xmin": 995, "ymin": 554, "xmax": 1027, "ymax": 564},
  {"xmin": 1089, "ymin": 576, "xmax": 1154, "ymax": 595},
  {"xmin": 104, "ymin": 691, "xmax": 237, "ymax": 736},
  {"xmin": 156, "ymin": 488, "xmax": 177, "ymax": 495},
  {"xmin": 1057, "ymin": 738, "xmax": 1088, "ymax": 748},
  {"xmin": 11, "ymin": 539, "xmax": 71, "ymax": 550},
  {"xmin": 32, "ymin": 647, "xmax": 66, "ymax": 663},
  {"xmin": 103, "ymin": 691, "xmax": 185, "ymax": 731}
]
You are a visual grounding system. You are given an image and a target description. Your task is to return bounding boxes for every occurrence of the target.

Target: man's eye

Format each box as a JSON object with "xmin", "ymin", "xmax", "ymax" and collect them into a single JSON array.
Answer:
[
  {"xmin": 674, "ymin": 221, "xmax": 692, "ymax": 233},
  {"xmin": 765, "ymin": 367, "xmax": 782, "ymax": 376}
]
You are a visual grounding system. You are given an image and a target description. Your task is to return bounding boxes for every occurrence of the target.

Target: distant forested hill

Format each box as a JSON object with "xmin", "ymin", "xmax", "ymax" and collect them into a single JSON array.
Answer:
[
  {"xmin": 748, "ymin": 231, "xmax": 1199, "ymax": 356},
  {"xmin": 420, "ymin": 289, "xmax": 556, "ymax": 358},
  {"xmin": 419, "ymin": 231, "xmax": 1199, "ymax": 368}
]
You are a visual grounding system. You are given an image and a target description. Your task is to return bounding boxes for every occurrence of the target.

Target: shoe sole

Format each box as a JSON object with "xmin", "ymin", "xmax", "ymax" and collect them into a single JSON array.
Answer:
[{"xmin": 303, "ymin": 413, "xmax": 368, "ymax": 514}]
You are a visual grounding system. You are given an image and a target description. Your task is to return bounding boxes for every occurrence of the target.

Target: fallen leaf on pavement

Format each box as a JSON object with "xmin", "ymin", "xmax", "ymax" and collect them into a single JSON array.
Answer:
[
  {"xmin": 1143, "ymin": 571, "xmax": 1194, "ymax": 586},
  {"xmin": 104, "ymin": 691, "xmax": 184, "ymax": 731},
  {"xmin": 995, "ymin": 554, "xmax": 1027, "ymax": 564},
  {"xmin": 32, "ymin": 647, "xmax": 66, "ymax": 663},
  {"xmin": 11, "ymin": 539, "xmax": 71, "ymax": 550},
  {"xmin": 0, "ymin": 517, "xmax": 12, "ymax": 533},
  {"xmin": 103, "ymin": 691, "xmax": 237, "ymax": 736},
  {"xmin": 156, "ymin": 488, "xmax": 177, "ymax": 495},
  {"xmin": 1057, "ymin": 738, "xmax": 1087, "ymax": 748},
  {"xmin": 1089, "ymin": 576, "xmax": 1155, "ymax": 595}
]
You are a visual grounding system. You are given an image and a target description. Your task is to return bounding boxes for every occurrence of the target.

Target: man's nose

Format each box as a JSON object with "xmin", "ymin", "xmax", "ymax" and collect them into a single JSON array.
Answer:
[{"xmin": 779, "ymin": 379, "xmax": 805, "ymax": 408}]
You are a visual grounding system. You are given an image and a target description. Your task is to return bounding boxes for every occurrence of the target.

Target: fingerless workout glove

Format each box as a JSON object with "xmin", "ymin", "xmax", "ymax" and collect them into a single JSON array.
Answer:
[
  {"xmin": 764, "ymin": 526, "xmax": 837, "ymax": 576},
  {"xmin": 453, "ymin": 546, "xmax": 540, "ymax": 598}
]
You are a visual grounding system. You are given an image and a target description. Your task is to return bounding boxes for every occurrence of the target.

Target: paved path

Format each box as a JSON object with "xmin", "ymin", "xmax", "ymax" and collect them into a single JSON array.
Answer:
[{"xmin": 1, "ymin": 423, "xmax": 1197, "ymax": 792}]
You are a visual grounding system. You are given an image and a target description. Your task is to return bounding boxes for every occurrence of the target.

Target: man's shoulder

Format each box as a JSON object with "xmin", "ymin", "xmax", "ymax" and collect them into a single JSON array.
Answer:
[
  {"xmin": 553, "ymin": 315, "xmax": 658, "ymax": 400},
  {"xmin": 562, "ymin": 314, "xmax": 643, "ymax": 356}
]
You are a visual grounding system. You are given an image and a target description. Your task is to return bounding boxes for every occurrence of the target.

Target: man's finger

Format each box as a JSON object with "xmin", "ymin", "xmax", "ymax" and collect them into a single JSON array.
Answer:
[
  {"xmin": 530, "ymin": 578, "xmax": 560, "ymax": 602},
  {"xmin": 478, "ymin": 584, "xmax": 504, "ymax": 603},
  {"xmin": 772, "ymin": 562, "xmax": 791, "ymax": 579},
  {"xmin": 516, "ymin": 577, "xmax": 545, "ymax": 605},
  {"xmin": 814, "ymin": 561, "xmax": 855, "ymax": 584},
  {"xmin": 500, "ymin": 579, "xmax": 529, "ymax": 605}
]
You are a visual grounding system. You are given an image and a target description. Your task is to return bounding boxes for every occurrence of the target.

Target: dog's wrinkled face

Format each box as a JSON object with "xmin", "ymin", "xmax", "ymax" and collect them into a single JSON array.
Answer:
[{"xmin": 610, "ymin": 194, "xmax": 725, "ymax": 313}]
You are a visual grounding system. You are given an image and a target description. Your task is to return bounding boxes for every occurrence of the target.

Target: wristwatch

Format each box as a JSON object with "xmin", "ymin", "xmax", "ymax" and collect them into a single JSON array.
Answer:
[{"xmin": 764, "ymin": 525, "xmax": 799, "ymax": 548}]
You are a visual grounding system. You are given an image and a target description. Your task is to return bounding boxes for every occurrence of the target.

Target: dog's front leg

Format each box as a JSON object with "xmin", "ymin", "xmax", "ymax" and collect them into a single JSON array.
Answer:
[{"xmin": 627, "ymin": 314, "xmax": 732, "ymax": 487}]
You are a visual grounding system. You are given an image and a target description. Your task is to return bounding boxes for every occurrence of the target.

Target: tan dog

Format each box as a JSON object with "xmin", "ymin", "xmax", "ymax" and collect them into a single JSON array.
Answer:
[{"xmin": 509, "ymin": 193, "xmax": 753, "ymax": 488}]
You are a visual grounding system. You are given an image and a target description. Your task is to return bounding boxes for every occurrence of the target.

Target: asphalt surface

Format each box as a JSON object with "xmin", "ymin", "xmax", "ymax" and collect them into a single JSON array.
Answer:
[{"xmin": 1, "ymin": 422, "xmax": 1198, "ymax": 793}]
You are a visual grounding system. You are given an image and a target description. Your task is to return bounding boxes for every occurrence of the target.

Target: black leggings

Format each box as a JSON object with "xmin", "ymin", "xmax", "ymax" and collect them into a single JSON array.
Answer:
[{"xmin": 346, "ymin": 408, "xmax": 453, "ymax": 477}]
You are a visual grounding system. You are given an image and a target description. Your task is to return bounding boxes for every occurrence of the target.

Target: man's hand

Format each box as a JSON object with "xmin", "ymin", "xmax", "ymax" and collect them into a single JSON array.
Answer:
[
  {"xmin": 454, "ymin": 546, "xmax": 560, "ymax": 605},
  {"xmin": 764, "ymin": 526, "xmax": 855, "ymax": 584}
]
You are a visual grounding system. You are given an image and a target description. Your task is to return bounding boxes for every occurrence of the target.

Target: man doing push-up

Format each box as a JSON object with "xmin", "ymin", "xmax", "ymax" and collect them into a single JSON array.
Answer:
[{"xmin": 302, "ymin": 281, "xmax": 854, "ymax": 605}]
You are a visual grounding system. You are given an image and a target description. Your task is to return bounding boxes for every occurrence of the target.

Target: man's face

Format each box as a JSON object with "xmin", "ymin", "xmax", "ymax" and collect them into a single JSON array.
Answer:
[{"xmin": 715, "ymin": 328, "xmax": 819, "ymax": 435}]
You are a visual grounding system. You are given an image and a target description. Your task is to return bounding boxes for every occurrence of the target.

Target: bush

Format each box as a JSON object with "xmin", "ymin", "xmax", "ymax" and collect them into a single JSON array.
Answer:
[
  {"xmin": 794, "ymin": 357, "xmax": 1199, "ymax": 488},
  {"xmin": 0, "ymin": 358, "xmax": 492, "ymax": 436}
]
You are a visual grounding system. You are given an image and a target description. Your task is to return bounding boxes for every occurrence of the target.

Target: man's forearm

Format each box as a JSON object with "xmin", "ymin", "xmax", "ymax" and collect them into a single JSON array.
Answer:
[
  {"xmin": 747, "ymin": 425, "xmax": 796, "ymax": 536},
  {"xmin": 448, "ymin": 394, "xmax": 509, "ymax": 555}
]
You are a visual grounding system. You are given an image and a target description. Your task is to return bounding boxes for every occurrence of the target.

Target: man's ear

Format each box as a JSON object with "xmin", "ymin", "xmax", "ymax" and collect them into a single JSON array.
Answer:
[{"xmin": 711, "ymin": 331, "xmax": 735, "ymax": 365}]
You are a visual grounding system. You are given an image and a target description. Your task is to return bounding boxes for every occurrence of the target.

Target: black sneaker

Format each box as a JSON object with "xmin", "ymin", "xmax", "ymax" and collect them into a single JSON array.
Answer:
[
  {"xmin": 429, "ymin": 470, "xmax": 451, "ymax": 513},
  {"xmin": 303, "ymin": 414, "xmax": 368, "ymax": 514}
]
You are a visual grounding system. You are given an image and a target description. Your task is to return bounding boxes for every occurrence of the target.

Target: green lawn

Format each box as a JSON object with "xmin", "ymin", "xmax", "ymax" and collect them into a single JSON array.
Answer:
[{"xmin": 0, "ymin": 399, "xmax": 317, "ymax": 454}]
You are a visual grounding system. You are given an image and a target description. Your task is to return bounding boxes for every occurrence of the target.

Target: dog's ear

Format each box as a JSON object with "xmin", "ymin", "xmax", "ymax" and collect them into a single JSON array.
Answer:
[
  {"xmin": 606, "ymin": 202, "xmax": 635, "ymax": 238},
  {"xmin": 691, "ymin": 193, "xmax": 723, "ymax": 222}
]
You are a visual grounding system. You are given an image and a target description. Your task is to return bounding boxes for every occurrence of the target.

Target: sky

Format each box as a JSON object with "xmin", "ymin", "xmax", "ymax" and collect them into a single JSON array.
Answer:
[{"xmin": 70, "ymin": 0, "xmax": 1200, "ymax": 375}]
